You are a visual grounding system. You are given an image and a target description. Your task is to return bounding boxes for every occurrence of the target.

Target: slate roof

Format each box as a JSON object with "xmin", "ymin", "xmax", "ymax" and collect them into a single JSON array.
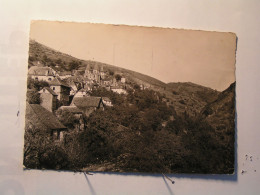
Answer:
[
  {"xmin": 49, "ymin": 78, "xmax": 70, "ymax": 88},
  {"xmin": 59, "ymin": 106, "xmax": 83, "ymax": 114},
  {"xmin": 72, "ymin": 96, "xmax": 103, "ymax": 108},
  {"xmin": 27, "ymin": 103, "xmax": 66, "ymax": 130},
  {"xmin": 28, "ymin": 66, "xmax": 56, "ymax": 76},
  {"xmin": 59, "ymin": 71, "xmax": 72, "ymax": 76},
  {"xmin": 40, "ymin": 87, "xmax": 58, "ymax": 96},
  {"xmin": 64, "ymin": 75, "xmax": 84, "ymax": 83}
]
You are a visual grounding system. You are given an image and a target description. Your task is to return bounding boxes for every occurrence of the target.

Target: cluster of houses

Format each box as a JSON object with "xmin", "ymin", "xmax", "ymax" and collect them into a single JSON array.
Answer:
[{"xmin": 26, "ymin": 61, "xmax": 128, "ymax": 142}]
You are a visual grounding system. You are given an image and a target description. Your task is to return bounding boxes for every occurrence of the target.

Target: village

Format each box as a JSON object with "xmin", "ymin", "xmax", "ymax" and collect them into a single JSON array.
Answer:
[
  {"xmin": 26, "ymin": 60, "xmax": 135, "ymax": 142},
  {"xmin": 24, "ymin": 58, "xmax": 235, "ymax": 174}
]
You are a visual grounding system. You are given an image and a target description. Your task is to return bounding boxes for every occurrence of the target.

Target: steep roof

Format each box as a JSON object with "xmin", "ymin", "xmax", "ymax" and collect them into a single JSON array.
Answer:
[
  {"xmin": 27, "ymin": 103, "xmax": 66, "ymax": 130},
  {"xmin": 59, "ymin": 106, "xmax": 83, "ymax": 114},
  {"xmin": 72, "ymin": 96, "xmax": 103, "ymax": 108},
  {"xmin": 59, "ymin": 71, "xmax": 72, "ymax": 76},
  {"xmin": 39, "ymin": 87, "xmax": 58, "ymax": 96},
  {"xmin": 28, "ymin": 66, "xmax": 56, "ymax": 76},
  {"xmin": 49, "ymin": 77, "xmax": 70, "ymax": 88},
  {"xmin": 64, "ymin": 75, "xmax": 84, "ymax": 83}
]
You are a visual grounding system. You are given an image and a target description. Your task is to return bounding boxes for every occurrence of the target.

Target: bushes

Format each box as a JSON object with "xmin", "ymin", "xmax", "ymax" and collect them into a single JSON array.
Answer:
[
  {"xmin": 26, "ymin": 91, "xmax": 41, "ymax": 104},
  {"xmin": 27, "ymin": 77, "xmax": 49, "ymax": 91},
  {"xmin": 55, "ymin": 109, "xmax": 80, "ymax": 129},
  {"xmin": 23, "ymin": 123, "xmax": 68, "ymax": 170},
  {"xmin": 39, "ymin": 145, "xmax": 68, "ymax": 169}
]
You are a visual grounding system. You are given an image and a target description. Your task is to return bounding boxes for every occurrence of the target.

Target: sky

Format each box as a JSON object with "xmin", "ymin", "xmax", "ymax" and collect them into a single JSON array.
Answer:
[{"xmin": 30, "ymin": 20, "xmax": 236, "ymax": 91}]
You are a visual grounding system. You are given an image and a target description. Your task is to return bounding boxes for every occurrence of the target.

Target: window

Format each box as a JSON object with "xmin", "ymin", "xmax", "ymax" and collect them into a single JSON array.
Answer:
[
  {"xmin": 48, "ymin": 78, "xmax": 52, "ymax": 81},
  {"xmin": 53, "ymin": 87, "xmax": 55, "ymax": 90}
]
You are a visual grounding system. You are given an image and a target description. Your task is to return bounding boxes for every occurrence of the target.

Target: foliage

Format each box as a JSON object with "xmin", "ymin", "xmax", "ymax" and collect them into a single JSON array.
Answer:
[
  {"xmin": 55, "ymin": 109, "xmax": 80, "ymax": 130},
  {"xmin": 115, "ymin": 74, "xmax": 122, "ymax": 81},
  {"xmin": 27, "ymin": 77, "xmax": 49, "ymax": 91},
  {"xmin": 23, "ymin": 123, "xmax": 68, "ymax": 170},
  {"xmin": 68, "ymin": 60, "xmax": 80, "ymax": 71},
  {"xmin": 26, "ymin": 91, "xmax": 41, "ymax": 104},
  {"xmin": 109, "ymin": 70, "xmax": 114, "ymax": 76}
]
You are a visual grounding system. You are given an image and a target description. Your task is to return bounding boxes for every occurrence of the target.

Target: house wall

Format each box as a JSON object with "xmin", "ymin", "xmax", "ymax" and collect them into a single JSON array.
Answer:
[
  {"xmin": 59, "ymin": 75, "xmax": 71, "ymax": 79},
  {"xmin": 103, "ymin": 100, "xmax": 112, "ymax": 106},
  {"xmin": 60, "ymin": 87, "xmax": 70, "ymax": 106},
  {"xmin": 111, "ymin": 88, "xmax": 127, "ymax": 94},
  {"xmin": 31, "ymin": 75, "xmax": 55, "ymax": 82},
  {"xmin": 40, "ymin": 93, "xmax": 55, "ymax": 112},
  {"xmin": 51, "ymin": 85, "xmax": 70, "ymax": 105}
]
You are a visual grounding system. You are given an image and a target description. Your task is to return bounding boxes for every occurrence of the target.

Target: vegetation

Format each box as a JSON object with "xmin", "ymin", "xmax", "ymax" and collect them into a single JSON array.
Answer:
[
  {"xmin": 24, "ymin": 40, "xmax": 235, "ymax": 174},
  {"xmin": 26, "ymin": 85, "xmax": 234, "ymax": 173},
  {"xmin": 26, "ymin": 91, "xmax": 41, "ymax": 104},
  {"xmin": 23, "ymin": 123, "xmax": 68, "ymax": 170},
  {"xmin": 26, "ymin": 77, "xmax": 50, "ymax": 104}
]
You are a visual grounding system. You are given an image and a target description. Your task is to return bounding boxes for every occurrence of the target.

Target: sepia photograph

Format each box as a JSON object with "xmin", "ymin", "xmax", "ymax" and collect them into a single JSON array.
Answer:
[{"xmin": 24, "ymin": 20, "xmax": 236, "ymax": 174}]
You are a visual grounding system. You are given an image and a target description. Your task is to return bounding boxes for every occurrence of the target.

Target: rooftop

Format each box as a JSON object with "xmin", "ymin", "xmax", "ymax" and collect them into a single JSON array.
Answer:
[
  {"xmin": 39, "ymin": 87, "xmax": 58, "ymax": 96},
  {"xmin": 49, "ymin": 78, "xmax": 70, "ymax": 88},
  {"xmin": 27, "ymin": 103, "xmax": 66, "ymax": 130},
  {"xmin": 59, "ymin": 106, "xmax": 83, "ymax": 114},
  {"xmin": 72, "ymin": 96, "xmax": 102, "ymax": 108},
  {"xmin": 28, "ymin": 66, "xmax": 56, "ymax": 76}
]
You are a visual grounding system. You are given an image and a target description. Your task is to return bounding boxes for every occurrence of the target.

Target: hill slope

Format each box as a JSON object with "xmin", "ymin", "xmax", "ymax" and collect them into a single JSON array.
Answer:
[
  {"xmin": 28, "ymin": 40, "xmax": 222, "ymax": 116},
  {"xmin": 165, "ymin": 82, "xmax": 220, "ymax": 116},
  {"xmin": 199, "ymin": 82, "xmax": 235, "ymax": 172}
]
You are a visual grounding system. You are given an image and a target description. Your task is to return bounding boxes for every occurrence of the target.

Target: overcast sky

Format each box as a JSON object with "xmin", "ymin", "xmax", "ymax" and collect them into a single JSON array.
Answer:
[{"xmin": 30, "ymin": 20, "xmax": 236, "ymax": 91}]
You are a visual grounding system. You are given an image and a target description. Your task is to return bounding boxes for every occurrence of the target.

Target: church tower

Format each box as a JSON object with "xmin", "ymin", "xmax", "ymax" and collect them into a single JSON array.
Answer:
[
  {"xmin": 93, "ymin": 63, "xmax": 100, "ymax": 82},
  {"xmin": 100, "ymin": 65, "xmax": 105, "ymax": 80},
  {"xmin": 84, "ymin": 65, "xmax": 90, "ymax": 78}
]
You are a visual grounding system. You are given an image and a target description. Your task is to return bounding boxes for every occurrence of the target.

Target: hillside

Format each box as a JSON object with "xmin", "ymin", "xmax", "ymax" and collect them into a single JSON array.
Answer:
[
  {"xmin": 199, "ymin": 82, "xmax": 236, "ymax": 172},
  {"xmin": 28, "ymin": 40, "xmax": 166, "ymax": 87},
  {"xmin": 164, "ymin": 82, "xmax": 220, "ymax": 116},
  {"xmin": 201, "ymin": 82, "xmax": 235, "ymax": 135},
  {"xmin": 26, "ymin": 40, "xmax": 236, "ymax": 174},
  {"xmin": 28, "ymin": 40, "xmax": 221, "ymax": 116}
]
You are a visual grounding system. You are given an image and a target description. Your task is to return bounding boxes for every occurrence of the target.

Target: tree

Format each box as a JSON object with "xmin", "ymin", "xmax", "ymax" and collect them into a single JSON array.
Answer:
[
  {"xmin": 56, "ymin": 58, "xmax": 62, "ymax": 65},
  {"xmin": 27, "ymin": 77, "xmax": 49, "ymax": 91},
  {"xmin": 23, "ymin": 122, "xmax": 68, "ymax": 169},
  {"xmin": 115, "ymin": 74, "xmax": 122, "ymax": 81},
  {"xmin": 55, "ymin": 109, "xmax": 80, "ymax": 130},
  {"xmin": 109, "ymin": 70, "xmax": 114, "ymax": 76},
  {"xmin": 26, "ymin": 91, "xmax": 41, "ymax": 104},
  {"xmin": 68, "ymin": 60, "xmax": 79, "ymax": 71}
]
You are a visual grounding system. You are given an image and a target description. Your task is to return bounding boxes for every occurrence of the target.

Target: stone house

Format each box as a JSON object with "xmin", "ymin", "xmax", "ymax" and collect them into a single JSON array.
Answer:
[
  {"xmin": 49, "ymin": 78, "xmax": 71, "ymax": 106},
  {"xmin": 39, "ymin": 87, "xmax": 58, "ymax": 112},
  {"xmin": 74, "ymin": 89, "xmax": 90, "ymax": 98},
  {"xmin": 57, "ymin": 106, "xmax": 85, "ymax": 131},
  {"xmin": 26, "ymin": 102, "xmax": 67, "ymax": 142},
  {"xmin": 70, "ymin": 96, "xmax": 105, "ymax": 117},
  {"xmin": 121, "ymin": 77, "xmax": 126, "ymax": 83},
  {"xmin": 28, "ymin": 66, "xmax": 57, "ymax": 82},
  {"xmin": 111, "ymin": 86, "xmax": 127, "ymax": 94},
  {"xmin": 59, "ymin": 71, "xmax": 72, "ymax": 79},
  {"xmin": 102, "ymin": 97, "xmax": 113, "ymax": 107}
]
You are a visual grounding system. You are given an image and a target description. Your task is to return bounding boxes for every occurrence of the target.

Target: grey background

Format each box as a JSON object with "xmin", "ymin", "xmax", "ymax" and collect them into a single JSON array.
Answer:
[{"xmin": 0, "ymin": 0, "xmax": 259, "ymax": 194}]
